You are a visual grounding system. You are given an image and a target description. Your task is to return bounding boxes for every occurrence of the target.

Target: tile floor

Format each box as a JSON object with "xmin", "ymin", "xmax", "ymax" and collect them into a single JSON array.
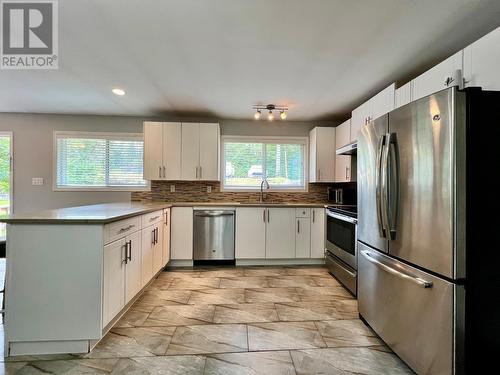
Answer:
[{"xmin": 1, "ymin": 265, "xmax": 414, "ymax": 374}]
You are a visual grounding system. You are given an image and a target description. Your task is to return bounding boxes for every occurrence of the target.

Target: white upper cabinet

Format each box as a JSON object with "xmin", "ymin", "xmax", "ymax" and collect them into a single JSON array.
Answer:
[
  {"xmin": 463, "ymin": 27, "xmax": 500, "ymax": 91},
  {"xmin": 143, "ymin": 122, "xmax": 164, "ymax": 180},
  {"xmin": 371, "ymin": 83, "xmax": 396, "ymax": 120},
  {"xmin": 335, "ymin": 119, "xmax": 354, "ymax": 183},
  {"xmin": 395, "ymin": 81, "xmax": 413, "ymax": 109},
  {"xmin": 144, "ymin": 122, "xmax": 219, "ymax": 181},
  {"xmin": 143, "ymin": 122, "xmax": 181, "ymax": 180},
  {"xmin": 335, "ymin": 119, "xmax": 351, "ymax": 149},
  {"xmin": 162, "ymin": 123, "xmax": 182, "ymax": 180},
  {"xmin": 351, "ymin": 100, "xmax": 371, "ymax": 143},
  {"xmin": 199, "ymin": 123, "xmax": 220, "ymax": 180},
  {"xmin": 351, "ymin": 83, "xmax": 395, "ymax": 142},
  {"xmin": 181, "ymin": 123, "xmax": 220, "ymax": 181},
  {"xmin": 412, "ymin": 51, "xmax": 463, "ymax": 102},
  {"xmin": 181, "ymin": 123, "xmax": 200, "ymax": 180},
  {"xmin": 309, "ymin": 127, "xmax": 336, "ymax": 183}
]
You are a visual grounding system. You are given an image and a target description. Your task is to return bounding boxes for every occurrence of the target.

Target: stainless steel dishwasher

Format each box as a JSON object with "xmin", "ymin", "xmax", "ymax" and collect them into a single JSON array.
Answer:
[{"xmin": 193, "ymin": 209, "xmax": 235, "ymax": 263}]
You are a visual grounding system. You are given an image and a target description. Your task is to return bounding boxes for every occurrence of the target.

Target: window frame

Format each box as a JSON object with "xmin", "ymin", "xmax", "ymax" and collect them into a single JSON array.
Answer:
[
  {"xmin": 220, "ymin": 135, "xmax": 308, "ymax": 192},
  {"xmin": 0, "ymin": 131, "xmax": 13, "ymax": 214},
  {"xmin": 52, "ymin": 131, "xmax": 150, "ymax": 192}
]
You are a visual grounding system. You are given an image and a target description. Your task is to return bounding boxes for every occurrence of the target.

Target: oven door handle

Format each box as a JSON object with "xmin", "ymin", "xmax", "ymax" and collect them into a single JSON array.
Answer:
[{"xmin": 326, "ymin": 210, "xmax": 357, "ymax": 224}]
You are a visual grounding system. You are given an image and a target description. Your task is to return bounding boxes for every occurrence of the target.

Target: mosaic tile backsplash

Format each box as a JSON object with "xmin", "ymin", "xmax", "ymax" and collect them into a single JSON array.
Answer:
[{"xmin": 132, "ymin": 181, "xmax": 336, "ymax": 203}]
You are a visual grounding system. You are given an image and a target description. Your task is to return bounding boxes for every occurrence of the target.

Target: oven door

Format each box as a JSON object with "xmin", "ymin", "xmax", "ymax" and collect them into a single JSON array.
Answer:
[{"xmin": 326, "ymin": 210, "xmax": 357, "ymax": 269}]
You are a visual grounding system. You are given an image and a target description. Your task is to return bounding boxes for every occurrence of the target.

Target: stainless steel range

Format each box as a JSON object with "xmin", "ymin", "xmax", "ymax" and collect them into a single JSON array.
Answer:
[{"xmin": 325, "ymin": 205, "xmax": 357, "ymax": 295}]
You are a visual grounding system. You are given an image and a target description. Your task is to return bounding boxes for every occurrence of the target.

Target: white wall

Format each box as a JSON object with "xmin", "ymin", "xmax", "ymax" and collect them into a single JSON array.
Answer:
[{"xmin": 0, "ymin": 113, "xmax": 337, "ymax": 213}]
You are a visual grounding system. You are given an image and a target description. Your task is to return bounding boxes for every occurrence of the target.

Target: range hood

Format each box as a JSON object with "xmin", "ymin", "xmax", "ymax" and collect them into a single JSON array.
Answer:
[{"xmin": 336, "ymin": 142, "xmax": 357, "ymax": 155}]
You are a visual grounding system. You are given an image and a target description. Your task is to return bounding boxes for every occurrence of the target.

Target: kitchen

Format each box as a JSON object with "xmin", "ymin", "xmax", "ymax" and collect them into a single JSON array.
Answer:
[{"xmin": 1, "ymin": 1, "xmax": 500, "ymax": 374}]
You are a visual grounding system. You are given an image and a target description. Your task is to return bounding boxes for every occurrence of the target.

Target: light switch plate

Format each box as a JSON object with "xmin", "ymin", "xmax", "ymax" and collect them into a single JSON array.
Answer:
[
  {"xmin": 170, "ymin": 185, "xmax": 175, "ymax": 192},
  {"xmin": 32, "ymin": 177, "xmax": 44, "ymax": 186},
  {"xmin": 207, "ymin": 186, "xmax": 212, "ymax": 193}
]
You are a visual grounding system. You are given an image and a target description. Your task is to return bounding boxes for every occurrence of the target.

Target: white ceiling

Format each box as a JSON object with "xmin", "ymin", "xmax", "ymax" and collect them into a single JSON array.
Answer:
[{"xmin": 2, "ymin": 0, "xmax": 500, "ymax": 120}]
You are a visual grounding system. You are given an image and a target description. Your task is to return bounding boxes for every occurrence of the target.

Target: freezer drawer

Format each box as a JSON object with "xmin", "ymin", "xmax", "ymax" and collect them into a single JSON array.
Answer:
[{"xmin": 358, "ymin": 242, "xmax": 463, "ymax": 375}]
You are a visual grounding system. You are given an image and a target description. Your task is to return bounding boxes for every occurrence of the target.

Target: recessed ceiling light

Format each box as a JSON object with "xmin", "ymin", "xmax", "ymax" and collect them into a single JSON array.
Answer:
[{"xmin": 112, "ymin": 88, "xmax": 126, "ymax": 96}]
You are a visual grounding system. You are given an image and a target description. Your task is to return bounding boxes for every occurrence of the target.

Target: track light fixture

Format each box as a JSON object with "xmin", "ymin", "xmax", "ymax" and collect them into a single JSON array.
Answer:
[{"xmin": 253, "ymin": 104, "xmax": 288, "ymax": 121}]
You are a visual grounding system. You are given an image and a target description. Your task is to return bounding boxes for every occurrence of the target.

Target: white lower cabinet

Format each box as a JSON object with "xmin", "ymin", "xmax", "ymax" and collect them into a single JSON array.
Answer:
[
  {"xmin": 103, "ymin": 238, "xmax": 126, "ymax": 327},
  {"xmin": 141, "ymin": 225, "xmax": 155, "ymax": 287},
  {"xmin": 235, "ymin": 208, "xmax": 266, "ymax": 259},
  {"xmin": 295, "ymin": 217, "xmax": 311, "ymax": 258},
  {"xmin": 310, "ymin": 208, "xmax": 326, "ymax": 258},
  {"xmin": 171, "ymin": 207, "xmax": 194, "ymax": 260},
  {"xmin": 265, "ymin": 208, "xmax": 296, "ymax": 259},
  {"xmin": 162, "ymin": 208, "xmax": 171, "ymax": 266},
  {"xmin": 152, "ymin": 222, "xmax": 164, "ymax": 274},
  {"xmin": 125, "ymin": 230, "xmax": 142, "ymax": 304}
]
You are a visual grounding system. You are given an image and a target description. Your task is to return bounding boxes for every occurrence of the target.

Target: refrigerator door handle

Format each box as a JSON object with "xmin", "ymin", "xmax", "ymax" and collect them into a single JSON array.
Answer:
[
  {"xmin": 375, "ymin": 135, "xmax": 387, "ymax": 238},
  {"xmin": 387, "ymin": 136, "xmax": 399, "ymax": 240},
  {"xmin": 361, "ymin": 250, "xmax": 433, "ymax": 288},
  {"xmin": 381, "ymin": 133, "xmax": 391, "ymax": 239}
]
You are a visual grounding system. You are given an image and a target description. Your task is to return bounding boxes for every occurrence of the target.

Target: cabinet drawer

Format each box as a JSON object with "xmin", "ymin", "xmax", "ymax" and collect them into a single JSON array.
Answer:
[
  {"xmin": 295, "ymin": 208, "xmax": 310, "ymax": 218},
  {"xmin": 142, "ymin": 210, "xmax": 163, "ymax": 228},
  {"xmin": 105, "ymin": 216, "xmax": 141, "ymax": 244}
]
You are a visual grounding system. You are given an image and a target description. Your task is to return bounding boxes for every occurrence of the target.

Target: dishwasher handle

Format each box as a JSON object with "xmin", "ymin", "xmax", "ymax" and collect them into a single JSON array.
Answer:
[{"xmin": 194, "ymin": 210, "xmax": 235, "ymax": 217}]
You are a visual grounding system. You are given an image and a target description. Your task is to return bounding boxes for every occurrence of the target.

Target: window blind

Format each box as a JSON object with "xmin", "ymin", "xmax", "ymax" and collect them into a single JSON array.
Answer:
[{"xmin": 56, "ymin": 132, "xmax": 147, "ymax": 189}]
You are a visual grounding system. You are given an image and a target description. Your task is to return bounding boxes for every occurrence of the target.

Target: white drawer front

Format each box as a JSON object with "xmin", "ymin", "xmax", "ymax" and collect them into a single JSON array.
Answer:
[
  {"xmin": 105, "ymin": 216, "xmax": 141, "ymax": 244},
  {"xmin": 141, "ymin": 210, "xmax": 163, "ymax": 228},
  {"xmin": 295, "ymin": 208, "xmax": 310, "ymax": 218}
]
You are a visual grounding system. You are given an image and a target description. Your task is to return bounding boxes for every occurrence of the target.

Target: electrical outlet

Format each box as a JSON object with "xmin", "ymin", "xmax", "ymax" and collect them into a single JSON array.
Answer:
[
  {"xmin": 207, "ymin": 186, "xmax": 212, "ymax": 193},
  {"xmin": 32, "ymin": 177, "xmax": 44, "ymax": 186},
  {"xmin": 170, "ymin": 185, "xmax": 175, "ymax": 193}
]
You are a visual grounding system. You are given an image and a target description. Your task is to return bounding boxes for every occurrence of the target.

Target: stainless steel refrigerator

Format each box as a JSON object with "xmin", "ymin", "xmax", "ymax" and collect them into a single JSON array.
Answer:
[{"xmin": 357, "ymin": 86, "xmax": 500, "ymax": 375}]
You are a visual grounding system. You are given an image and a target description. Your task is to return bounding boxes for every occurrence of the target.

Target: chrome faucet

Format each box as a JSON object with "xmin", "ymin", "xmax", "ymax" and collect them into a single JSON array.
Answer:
[{"xmin": 260, "ymin": 179, "xmax": 270, "ymax": 203}]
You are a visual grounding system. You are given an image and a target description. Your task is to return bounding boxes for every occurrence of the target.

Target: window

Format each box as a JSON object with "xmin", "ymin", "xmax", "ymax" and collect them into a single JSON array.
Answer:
[
  {"xmin": 0, "ymin": 132, "xmax": 12, "ymax": 238},
  {"xmin": 54, "ymin": 132, "xmax": 148, "ymax": 191},
  {"xmin": 222, "ymin": 136, "xmax": 307, "ymax": 191}
]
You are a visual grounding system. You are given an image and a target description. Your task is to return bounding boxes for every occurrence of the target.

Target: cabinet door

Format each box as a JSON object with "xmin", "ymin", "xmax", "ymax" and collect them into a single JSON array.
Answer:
[
  {"xmin": 235, "ymin": 208, "xmax": 266, "ymax": 259},
  {"xmin": 310, "ymin": 127, "xmax": 336, "ymax": 183},
  {"xmin": 181, "ymin": 123, "xmax": 200, "ymax": 180},
  {"xmin": 103, "ymin": 238, "xmax": 126, "ymax": 326},
  {"xmin": 141, "ymin": 226, "xmax": 155, "ymax": 286},
  {"xmin": 463, "ymin": 27, "xmax": 500, "ymax": 90},
  {"xmin": 199, "ymin": 123, "xmax": 220, "ymax": 181},
  {"xmin": 125, "ymin": 231, "xmax": 142, "ymax": 303},
  {"xmin": 412, "ymin": 51, "xmax": 463, "ymax": 101},
  {"xmin": 335, "ymin": 155, "xmax": 352, "ymax": 183},
  {"xmin": 266, "ymin": 208, "xmax": 295, "ymax": 259},
  {"xmin": 152, "ymin": 222, "xmax": 164, "ymax": 274},
  {"xmin": 335, "ymin": 119, "xmax": 351, "ymax": 149},
  {"xmin": 143, "ymin": 122, "xmax": 163, "ymax": 180},
  {"xmin": 163, "ymin": 122, "xmax": 182, "ymax": 180},
  {"xmin": 351, "ymin": 100, "xmax": 371, "ymax": 142},
  {"xmin": 295, "ymin": 217, "xmax": 311, "ymax": 258},
  {"xmin": 395, "ymin": 82, "xmax": 413, "ymax": 109},
  {"xmin": 371, "ymin": 83, "xmax": 395, "ymax": 120},
  {"xmin": 171, "ymin": 207, "xmax": 194, "ymax": 260},
  {"xmin": 162, "ymin": 209, "xmax": 171, "ymax": 266},
  {"xmin": 309, "ymin": 128, "xmax": 318, "ymax": 182},
  {"xmin": 311, "ymin": 208, "xmax": 325, "ymax": 258}
]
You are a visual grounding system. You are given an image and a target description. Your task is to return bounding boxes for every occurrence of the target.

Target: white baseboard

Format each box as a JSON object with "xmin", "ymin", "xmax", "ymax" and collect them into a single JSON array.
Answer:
[
  {"xmin": 9, "ymin": 340, "xmax": 90, "ymax": 357},
  {"xmin": 166, "ymin": 259, "xmax": 194, "ymax": 267}
]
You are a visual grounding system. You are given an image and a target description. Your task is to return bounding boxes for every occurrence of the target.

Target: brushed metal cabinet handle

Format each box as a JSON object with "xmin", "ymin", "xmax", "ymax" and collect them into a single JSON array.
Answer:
[{"xmin": 159, "ymin": 166, "xmax": 162, "ymax": 179}]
